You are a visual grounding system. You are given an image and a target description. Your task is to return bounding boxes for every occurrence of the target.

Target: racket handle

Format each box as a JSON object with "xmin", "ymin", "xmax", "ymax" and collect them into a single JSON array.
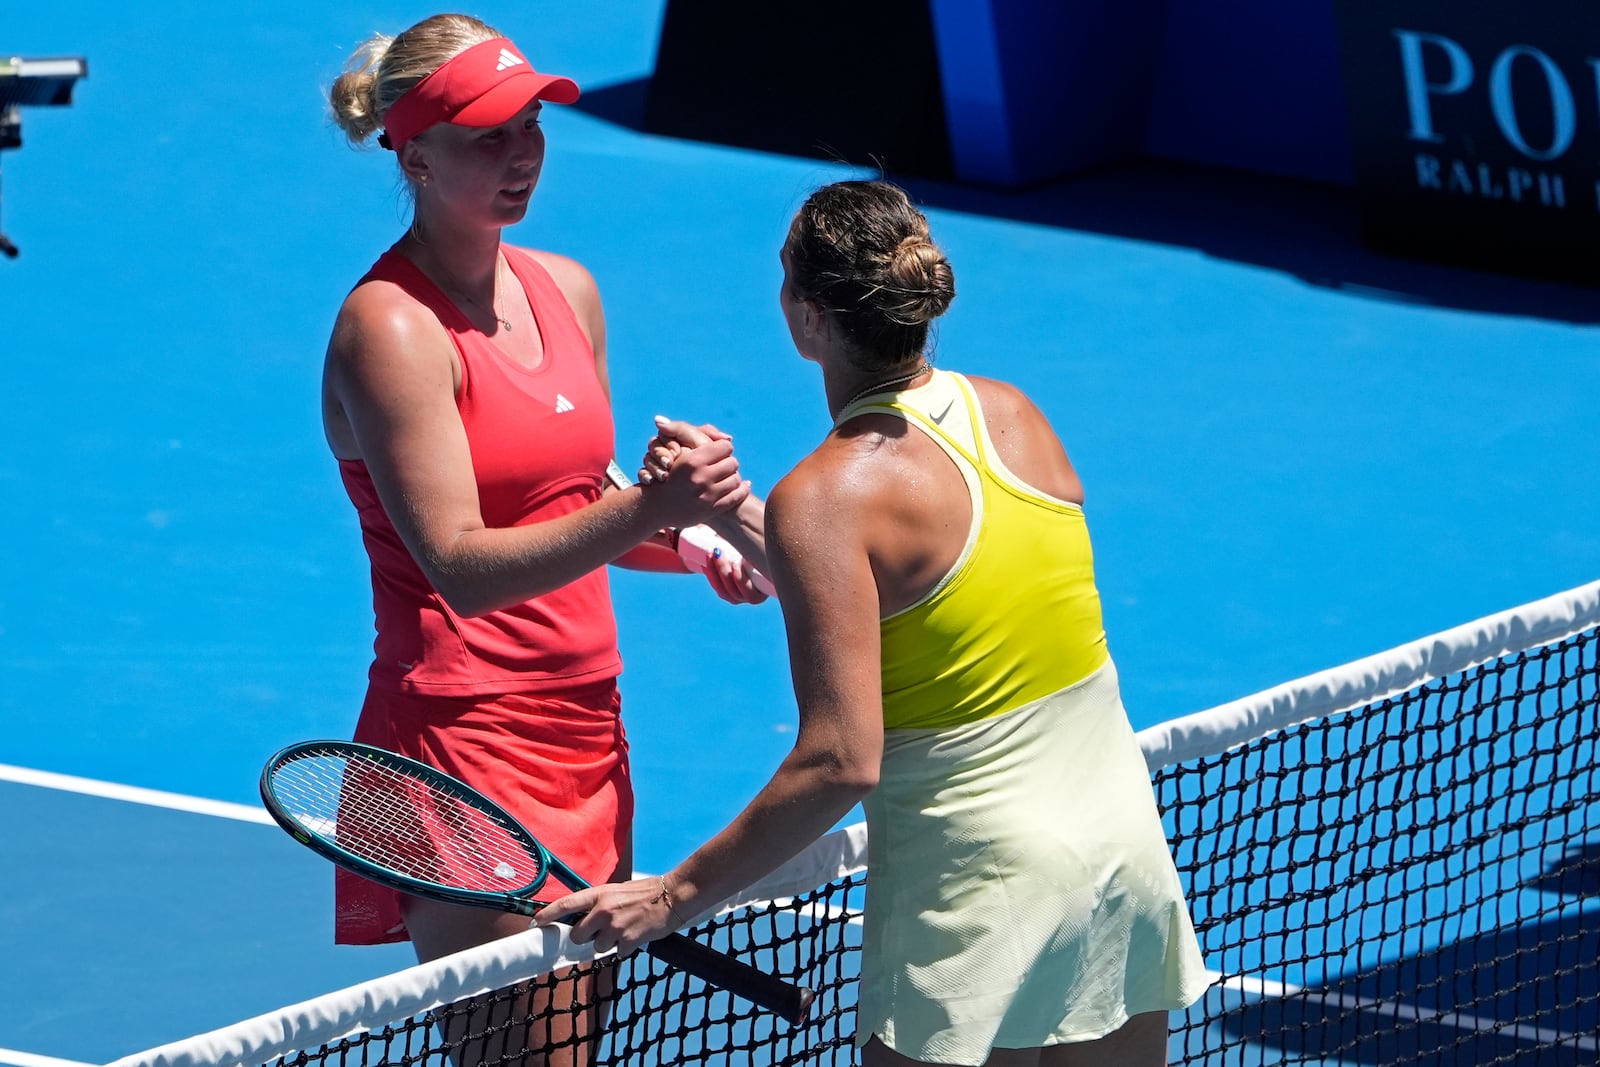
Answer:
[
  {"xmin": 645, "ymin": 932, "xmax": 815, "ymax": 1024},
  {"xmin": 676, "ymin": 524, "xmax": 778, "ymax": 598},
  {"xmin": 605, "ymin": 459, "xmax": 634, "ymax": 490}
]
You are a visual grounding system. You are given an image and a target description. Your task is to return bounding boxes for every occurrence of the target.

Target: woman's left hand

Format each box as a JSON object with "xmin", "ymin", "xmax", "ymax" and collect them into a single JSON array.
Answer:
[
  {"xmin": 535, "ymin": 876, "xmax": 682, "ymax": 958},
  {"xmin": 703, "ymin": 551, "xmax": 770, "ymax": 604}
]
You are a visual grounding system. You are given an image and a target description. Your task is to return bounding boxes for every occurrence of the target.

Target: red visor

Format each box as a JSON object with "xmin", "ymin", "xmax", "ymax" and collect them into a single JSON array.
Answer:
[{"xmin": 382, "ymin": 37, "xmax": 580, "ymax": 151}]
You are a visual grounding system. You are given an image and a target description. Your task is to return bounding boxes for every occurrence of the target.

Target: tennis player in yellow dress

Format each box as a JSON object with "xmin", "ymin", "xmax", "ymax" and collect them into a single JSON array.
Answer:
[{"xmin": 542, "ymin": 179, "xmax": 1209, "ymax": 1066}]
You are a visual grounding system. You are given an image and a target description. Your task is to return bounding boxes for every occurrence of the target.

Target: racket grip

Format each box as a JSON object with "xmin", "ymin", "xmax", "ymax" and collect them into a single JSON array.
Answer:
[
  {"xmin": 605, "ymin": 459, "xmax": 634, "ymax": 490},
  {"xmin": 645, "ymin": 932, "xmax": 815, "ymax": 1025}
]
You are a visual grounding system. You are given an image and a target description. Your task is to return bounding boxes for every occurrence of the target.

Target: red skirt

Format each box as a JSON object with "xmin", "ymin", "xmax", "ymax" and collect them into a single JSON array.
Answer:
[{"xmin": 334, "ymin": 679, "xmax": 632, "ymax": 945}]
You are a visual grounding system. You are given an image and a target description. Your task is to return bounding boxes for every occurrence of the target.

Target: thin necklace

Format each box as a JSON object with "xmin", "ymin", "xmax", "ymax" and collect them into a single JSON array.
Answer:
[
  {"xmin": 841, "ymin": 363, "xmax": 930, "ymax": 410},
  {"xmin": 445, "ymin": 257, "xmax": 512, "ymax": 332}
]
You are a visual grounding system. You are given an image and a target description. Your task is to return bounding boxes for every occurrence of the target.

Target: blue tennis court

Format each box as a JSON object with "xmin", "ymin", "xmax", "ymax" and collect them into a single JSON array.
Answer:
[{"xmin": 3, "ymin": 3, "xmax": 1597, "ymax": 1065}]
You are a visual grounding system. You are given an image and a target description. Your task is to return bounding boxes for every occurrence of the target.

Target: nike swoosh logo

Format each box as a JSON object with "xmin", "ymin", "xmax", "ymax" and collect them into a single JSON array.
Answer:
[{"xmin": 930, "ymin": 400, "xmax": 955, "ymax": 425}]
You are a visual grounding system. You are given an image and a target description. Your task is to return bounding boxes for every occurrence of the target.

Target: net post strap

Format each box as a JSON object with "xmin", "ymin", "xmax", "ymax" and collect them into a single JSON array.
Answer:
[{"xmin": 1138, "ymin": 577, "xmax": 1600, "ymax": 772}]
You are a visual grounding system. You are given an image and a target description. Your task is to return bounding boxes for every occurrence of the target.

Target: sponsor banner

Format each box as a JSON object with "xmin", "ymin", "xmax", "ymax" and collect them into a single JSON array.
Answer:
[{"xmin": 1333, "ymin": 2, "xmax": 1600, "ymax": 280}]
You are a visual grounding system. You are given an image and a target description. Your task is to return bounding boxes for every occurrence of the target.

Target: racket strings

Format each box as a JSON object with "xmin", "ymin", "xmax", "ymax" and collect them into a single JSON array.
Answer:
[{"xmin": 273, "ymin": 752, "xmax": 546, "ymax": 892}]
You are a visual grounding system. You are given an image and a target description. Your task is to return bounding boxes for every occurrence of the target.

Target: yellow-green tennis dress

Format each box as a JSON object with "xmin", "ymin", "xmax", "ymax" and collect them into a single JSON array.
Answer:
[{"xmin": 840, "ymin": 370, "xmax": 1208, "ymax": 1065}]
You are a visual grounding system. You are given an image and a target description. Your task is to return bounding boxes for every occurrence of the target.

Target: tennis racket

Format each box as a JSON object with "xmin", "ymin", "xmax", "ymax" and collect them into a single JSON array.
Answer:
[
  {"xmin": 606, "ymin": 459, "xmax": 777, "ymax": 598},
  {"xmin": 260, "ymin": 740, "xmax": 813, "ymax": 1023}
]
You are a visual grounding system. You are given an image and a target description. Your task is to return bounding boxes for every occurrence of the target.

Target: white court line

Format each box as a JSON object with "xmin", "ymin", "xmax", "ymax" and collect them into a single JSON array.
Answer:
[
  {"xmin": 2, "ymin": 767, "xmax": 271, "ymax": 1067},
  {"xmin": 0, "ymin": 1047, "xmax": 97, "ymax": 1067},
  {"xmin": 0, "ymin": 764, "xmax": 272, "ymax": 825},
  {"xmin": 1211, "ymin": 970, "xmax": 1600, "ymax": 1052}
]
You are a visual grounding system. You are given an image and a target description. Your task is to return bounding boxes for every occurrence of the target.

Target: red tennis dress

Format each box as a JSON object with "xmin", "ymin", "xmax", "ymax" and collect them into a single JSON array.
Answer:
[{"xmin": 333, "ymin": 244, "xmax": 630, "ymax": 945}]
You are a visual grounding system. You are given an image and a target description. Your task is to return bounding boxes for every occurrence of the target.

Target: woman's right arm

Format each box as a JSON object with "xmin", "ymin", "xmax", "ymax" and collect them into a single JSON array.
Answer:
[
  {"xmin": 640, "ymin": 417, "xmax": 772, "ymax": 577},
  {"xmin": 322, "ymin": 285, "xmax": 749, "ymax": 617},
  {"xmin": 530, "ymin": 454, "xmax": 885, "ymax": 956}
]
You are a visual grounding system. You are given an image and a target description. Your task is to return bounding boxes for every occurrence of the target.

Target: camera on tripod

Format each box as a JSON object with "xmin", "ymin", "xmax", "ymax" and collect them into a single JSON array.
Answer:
[{"xmin": 0, "ymin": 54, "xmax": 89, "ymax": 258}]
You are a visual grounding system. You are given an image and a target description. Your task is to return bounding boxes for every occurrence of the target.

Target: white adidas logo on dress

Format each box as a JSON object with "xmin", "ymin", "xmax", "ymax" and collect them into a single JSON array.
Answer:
[
  {"xmin": 496, "ymin": 48, "xmax": 524, "ymax": 71},
  {"xmin": 554, "ymin": 394, "xmax": 575, "ymax": 413}
]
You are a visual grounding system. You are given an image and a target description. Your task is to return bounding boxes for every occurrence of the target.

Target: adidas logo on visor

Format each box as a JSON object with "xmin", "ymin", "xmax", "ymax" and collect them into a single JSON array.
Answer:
[{"xmin": 497, "ymin": 48, "xmax": 524, "ymax": 72}]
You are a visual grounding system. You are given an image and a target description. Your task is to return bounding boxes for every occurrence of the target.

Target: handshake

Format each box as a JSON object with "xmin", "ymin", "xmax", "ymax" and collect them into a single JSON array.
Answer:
[{"xmin": 610, "ymin": 417, "xmax": 776, "ymax": 600}]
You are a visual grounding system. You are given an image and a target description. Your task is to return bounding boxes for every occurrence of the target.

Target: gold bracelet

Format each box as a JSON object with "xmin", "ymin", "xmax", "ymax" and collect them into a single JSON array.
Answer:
[{"xmin": 655, "ymin": 874, "xmax": 682, "ymax": 923}]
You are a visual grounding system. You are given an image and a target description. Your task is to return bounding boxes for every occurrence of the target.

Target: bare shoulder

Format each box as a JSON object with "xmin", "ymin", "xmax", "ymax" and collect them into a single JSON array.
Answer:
[
  {"xmin": 326, "ymin": 278, "xmax": 455, "ymax": 389},
  {"xmin": 771, "ymin": 447, "xmax": 854, "ymax": 526},
  {"xmin": 961, "ymin": 373, "xmax": 1084, "ymax": 503},
  {"xmin": 963, "ymin": 374, "xmax": 1042, "ymax": 420},
  {"xmin": 763, "ymin": 446, "xmax": 883, "ymax": 613},
  {"xmin": 321, "ymin": 277, "xmax": 459, "ymax": 459},
  {"xmin": 331, "ymin": 279, "xmax": 444, "ymax": 355},
  {"xmin": 768, "ymin": 437, "xmax": 891, "ymax": 545},
  {"xmin": 963, "ymin": 373, "xmax": 1064, "ymax": 440}
]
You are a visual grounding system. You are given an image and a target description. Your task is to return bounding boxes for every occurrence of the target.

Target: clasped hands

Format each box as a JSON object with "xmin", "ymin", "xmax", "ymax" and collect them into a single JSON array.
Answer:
[{"xmin": 641, "ymin": 416, "xmax": 767, "ymax": 604}]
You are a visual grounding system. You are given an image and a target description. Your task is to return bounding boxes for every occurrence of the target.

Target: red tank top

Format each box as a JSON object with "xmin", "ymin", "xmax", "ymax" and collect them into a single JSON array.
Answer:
[{"xmin": 339, "ymin": 245, "xmax": 621, "ymax": 696}]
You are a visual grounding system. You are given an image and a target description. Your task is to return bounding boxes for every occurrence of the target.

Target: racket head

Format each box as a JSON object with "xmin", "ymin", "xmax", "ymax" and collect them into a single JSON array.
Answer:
[{"xmin": 260, "ymin": 740, "xmax": 553, "ymax": 912}]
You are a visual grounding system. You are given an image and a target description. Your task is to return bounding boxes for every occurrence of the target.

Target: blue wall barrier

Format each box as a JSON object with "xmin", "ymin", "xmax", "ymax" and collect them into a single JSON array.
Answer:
[
  {"xmin": 1142, "ymin": 0, "xmax": 1352, "ymax": 185},
  {"xmin": 650, "ymin": 0, "xmax": 1356, "ymax": 188},
  {"xmin": 928, "ymin": 0, "xmax": 1166, "ymax": 186},
  {"xmin": 930, "ymin": 0, "xmax": 1352, "ymax": 187},
  {"xmin": 648, "ymin": 0, "xmax": 1599, "ymax": 281}
]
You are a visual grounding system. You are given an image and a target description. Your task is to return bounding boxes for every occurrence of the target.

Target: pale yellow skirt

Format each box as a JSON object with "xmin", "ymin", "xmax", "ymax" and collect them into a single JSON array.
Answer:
[{"xmin": 858, "ymin": 660, "xmax": 1209, "ymax": 1065}]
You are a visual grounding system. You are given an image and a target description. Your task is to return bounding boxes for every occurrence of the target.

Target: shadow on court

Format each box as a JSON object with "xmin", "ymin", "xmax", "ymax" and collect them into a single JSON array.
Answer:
[
  {"xmin": 1219, "ymin": 845, "xmax": 1600, "ymax": 1066},
  {"xmin": 574, "ymin": 78, "xmax": 1600, "ymax": 327}
]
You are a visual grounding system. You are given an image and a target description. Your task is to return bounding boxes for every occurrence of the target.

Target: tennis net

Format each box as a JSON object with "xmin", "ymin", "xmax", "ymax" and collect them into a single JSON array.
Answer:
[{"xmin": 109, "ymin": 579, "xmax": 1600, "ymax": 1067}]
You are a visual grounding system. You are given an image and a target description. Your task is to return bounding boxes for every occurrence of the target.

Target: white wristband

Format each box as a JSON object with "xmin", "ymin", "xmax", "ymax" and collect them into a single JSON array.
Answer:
[{"xmin": 676, "ymin": 525, "xmax": 777, "ymax": 598}]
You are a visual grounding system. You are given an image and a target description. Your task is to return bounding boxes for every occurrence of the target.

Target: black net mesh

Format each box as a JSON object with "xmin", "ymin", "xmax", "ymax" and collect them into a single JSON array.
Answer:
[
  {"xmin": 129, "ymin": 609, "xmax": 1600, "ymax": 1067},
  {"xmin": 264, "ymin": 874, "xmax": 865, "ymax": 1067},
  {"xmin": 1167, "ymin": 626, "xmax": 1600, "ymax": 1066}
]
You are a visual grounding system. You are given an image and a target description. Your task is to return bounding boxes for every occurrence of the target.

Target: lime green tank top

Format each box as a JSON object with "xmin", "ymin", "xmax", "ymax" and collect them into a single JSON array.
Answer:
[{"xmin": 840, "ymin": 371, "xmax": 1109, "ymax": 730}]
